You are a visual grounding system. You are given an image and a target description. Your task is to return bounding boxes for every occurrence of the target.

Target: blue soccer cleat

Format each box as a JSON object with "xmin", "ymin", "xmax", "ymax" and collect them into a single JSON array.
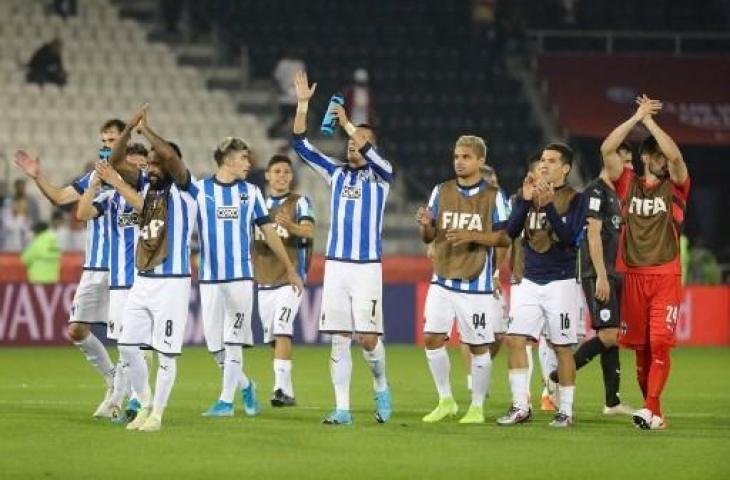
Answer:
[
  {"xmin": 322, "ymin": 409, "xmax": 353, "ymax": 425},
  {"xmin": 374, "ymin": 387, "xmax": 392, "ymax": 423},
  {"xmin": 202, "ymin": 400, "xmax": 234, "ymax": 417},
  {"xmin": 240, "ymin": 382, "xmax": 260, "ymax": 417}
]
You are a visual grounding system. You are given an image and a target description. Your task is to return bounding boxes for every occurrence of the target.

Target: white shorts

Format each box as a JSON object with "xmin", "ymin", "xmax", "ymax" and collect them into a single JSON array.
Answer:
[
  {"xmin": 118, "ymin": 276, "xmax": 191, "ymax": 355},
  {"xmin": 487, "ymin": 293, "xmax": 508, "ymax": 334},
  {"xmin": 258, "ymin": 285, "xmax": 303, "ymax": 344},
  {"xmin": 200, "ymin": 280, "xmax": 254, "ymax": 353},
  {"xmin": 423, "ymin": 284, "xmax": 495, "ymax": 345},
  {"xmin": 69, "ymin": 270, "xmax": 109, "ymax": 325},
  {"xmin": 508, "ymin": 278, "xmax": 581, "ymax": 346},
  {"xmin": 107, "ymin": 288, "xmax": 130, "ymax": 340},
  {"xmin": 320, "ymin": 260, "xmax": 383, "ymax": 335}
]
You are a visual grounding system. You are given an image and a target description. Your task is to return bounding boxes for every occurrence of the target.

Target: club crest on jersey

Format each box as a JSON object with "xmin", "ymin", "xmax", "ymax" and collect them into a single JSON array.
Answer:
[
  {"xmin": 341, "ymin": 185, "xmax": 361, "ymax": 199},
  {"xmin": 628, "ymin": 196, "xmax": 667, "ymax": 216},
  {"xmin": 217, "ymin": 206, "xmax": 239, "ymax": 219},
  {"xmin": 240, "ymin": 193, "xmax": 249, "ymax": 203},
  {"xmin": 441, "ymin": 211, "xmax": 483, "ymax": 231},
  {"xmin": 117, "ymin": 212, "xmax": 140, "ymax": 227}
]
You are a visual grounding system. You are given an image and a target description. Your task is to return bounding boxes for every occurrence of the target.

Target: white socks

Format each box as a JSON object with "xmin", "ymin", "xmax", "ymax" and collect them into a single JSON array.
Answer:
[
  {"xmin": 508, "ymin": 368, "xmax": 530, "ymax": 411},
  {"xmin": 75, "ymin": 333, "xmax": 115, "ymax": 387},
  {"xmin": 213, "ymin": 349, "xmax": 249, "ymax": 395},
  {"xmin": 119, "ymin": 345, "xmax": 150, "ymax": 407},
  {"xmin": 221, "ymin": 345, "xmax": 244, "ymax": 403},
  {"xmin": 538, "ymin": 336, "xmax": 558, "ymax": 386},
  {"xmin": 425, "ymin": 347, "xmax": 452, "ymax": 400},
  {"xmin": 362, "ymin": 338, "xmax": 388, "ymax": 392},
  {"xmin": 152, "ymin": 353, "xmax": 177, "ymax": 419},
  {"xmin": 470, "ymin": 352, "xmax": 492, "ymax": 407},
  {"xmin": 274, "ymin": 358, "xmax": 293, "ymax": 397},
  {"xmin": 109, "ymin": 358, "xmax": 130, "ymax": 407},
  {"xmin": 330, "ymin": 335, "xmax": 352, "ymax": 411},
  {"xmin": 558, "ymin": 385, "xmax": 575, "ymax": 417}
]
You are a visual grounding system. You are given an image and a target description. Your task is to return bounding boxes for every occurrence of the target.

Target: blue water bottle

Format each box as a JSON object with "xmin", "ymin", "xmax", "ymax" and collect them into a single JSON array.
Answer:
[
  {"xmin": 98, "ymin": 146, "xmax": 112, "ymax": 162},
  {"xmin": 320, "ymin": 93, "xmax": 345, "ymax": 136}
]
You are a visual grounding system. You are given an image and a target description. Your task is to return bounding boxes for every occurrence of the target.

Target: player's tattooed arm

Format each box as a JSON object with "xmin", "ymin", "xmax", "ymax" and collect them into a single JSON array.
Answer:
[
  {"xmin": 137, "ymin": 109, "xmax": 188, "ymax": 187},
  {"xmin": 14, "ymin": 150, "xmax": 80, "ymax": 206},
  {"xmin": 601, "ymin": 94, "xmax": 661, "ymax": 181},
  {"xmin": 586, "ymin": 218, "xmax": 610, "ymax": 303},
  {"xmin": 641, "ymin": 114, "xmax": 687, "ymax": 185},
  {"xmin": 260, "ymin": 223, "xmax": 305, "ymax": 295},
  {"xmin": 96, "ymin": 161, "xmax": 144, "ymax": 211},
  {"xmin": 111, "ymin": 104, "xmax": 147, "ymax": 186},
  {"xmin": 293, "ymin": 70, "xmax": 316, "ymax": 135},
  {"xmin": 76, "ymin": 172, "xmax": 103, "ymax": 221},
  {"xmin": 416, "ymin": 206, "xmax": 436, "ymax": 243}
]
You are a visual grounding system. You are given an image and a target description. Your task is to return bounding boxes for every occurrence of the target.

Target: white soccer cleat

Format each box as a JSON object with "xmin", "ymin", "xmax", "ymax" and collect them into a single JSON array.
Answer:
[
  {"xmin": 632, "ymin": 408, "xmax": 653, "ymax": 430},
  {"xmin": 138, "ymin": 414, "xmax": 162, "ymax": 432},
  {"xmin": 650, "ymin": 415, "xmax": 667, "ymax": 430},
  {"xmin": 126, "ymin": 407, "xmax": 151, "ymax": 431},
  {"xmin": 603, "ymin": 403, "xmax": 634, "ymax": 416},
  {"xmin": 496, "ymin": 405, "xmax": 532, "ymax": 426},
  {"xmin": 93, "ymin": 387, "xmax": 115, "ymax": 418}
]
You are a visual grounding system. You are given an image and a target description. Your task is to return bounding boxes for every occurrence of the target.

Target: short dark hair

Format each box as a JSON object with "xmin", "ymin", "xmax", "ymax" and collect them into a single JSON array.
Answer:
[
  {"xmin": 100, "ymin": 119, "xmax": 125, "ymax": 133},
  {"xmin": 544, "ymin": 142, "xmax": 574, "ymax": 166},
  {"xmin": 639, "ymin": 136, "xmax": 661, "ymax": 156},
  {"xmin": 267, "ymin": 154, "xmax": 292, "ymax": 170},
  {"xmin": 618, "ymin": 141, "xmax": 632, "ymax": 153},
  {"xmin": 356, "ymin": 123, "xmax": 377, "ymax": 142},
  {"xmin": 126, "ymin": 143, "xmax": 148, "ymax": 157},
  {"xmin": 213, "ymin": 137, "xmax": 249, "ymax": 166}
]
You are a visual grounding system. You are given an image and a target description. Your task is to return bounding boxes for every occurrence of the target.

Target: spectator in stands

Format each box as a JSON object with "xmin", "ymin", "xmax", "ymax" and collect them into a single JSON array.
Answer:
[
  {"xmin": 0, "ymin": 179, "xmax": 39, "ymax": 252},
  {"xmin": 268, "ymin": 52, "xmax": 306, "ymax": 138},
  {"xmin": 50, "ymin": 0, "xmax": 77, "ymax": 19},
  {"xmin": 21, "ymin": 221, "xmax": 61, "ymax": 284},
  {"xmin": 26, "ymin": 38, "xmax": 67, "ymax": 87},
  {"xmin": 343, "ymin": 68, "xmax": 377, "ymax": 128}
]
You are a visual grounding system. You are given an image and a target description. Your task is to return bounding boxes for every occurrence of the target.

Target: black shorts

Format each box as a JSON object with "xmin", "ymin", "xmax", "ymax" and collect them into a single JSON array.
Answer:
[{"xmin": 581, "ymin": 276, "xmax": 621, "ymax": 330}]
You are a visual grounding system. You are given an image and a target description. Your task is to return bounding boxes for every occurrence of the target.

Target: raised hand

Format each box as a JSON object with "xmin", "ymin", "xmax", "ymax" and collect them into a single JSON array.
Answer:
[
  {"xmin": 128, "ymin": 103, "xmax": 149, "ymax": 131},
  {"xmin": 14, "ymin": 150, "xmax": 41, "ymax": 179},
  {"xmin": 330, "ymin": 104, "xmax": 350, "ymax": 128},
  {"xmin": 536, "ymin": 180, "xmax": 555, "ymax": 207},
  {"xmin": 416, "ymin": 206, "xmax": 434, "ymax": 227},
  {"xmin": 521, "ymin": 172, "xmax": 537, "ymax": 201},
  {"xmin": 634, "ymin": 94, "xmax": 662, "ymax": 121},
  {"xmin": 293, "ymin": 70, "xmax": 317, "ymax": 102},
  {"xmin": 95, "ymin": 161, "xmax": 122, "ymax": 187}
]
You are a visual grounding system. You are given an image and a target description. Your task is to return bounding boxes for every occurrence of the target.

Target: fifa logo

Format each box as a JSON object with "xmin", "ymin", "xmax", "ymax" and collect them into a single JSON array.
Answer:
[
  {"xmin": 527, "ymin": 211, "xmax": 547, "ymax": 230},
  {"xmin": 628, "ymin": 197, "xmax": 667, "ymax": 216},
  {"xmin": 441, "ymin": 211, "xmax": 483, "ymax": 231},
  {"xmin": 341, "ymin": 185, "xmax": 361, "ymax": 199}
]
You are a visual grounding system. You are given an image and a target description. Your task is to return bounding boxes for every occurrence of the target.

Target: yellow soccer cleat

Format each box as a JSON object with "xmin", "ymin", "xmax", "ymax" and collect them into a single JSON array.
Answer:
[
  {"xmin": 126, "ymin": 406, "xmax": 151, "ymax": 431},
  {"xmin": 138, "ymin": 414, "xmax": 162, "ymax": 432},
  {"xmin": 458, "ymin": 405, "xmax": 485, "ymax": 424},
  {"xmin": 422, "ymin": 397, "xmax": 458, "ymax": 423}
]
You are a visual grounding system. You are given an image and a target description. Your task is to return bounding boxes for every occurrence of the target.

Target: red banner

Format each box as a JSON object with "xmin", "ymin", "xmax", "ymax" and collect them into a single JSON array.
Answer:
[{"xmin": 538, "ymin": 55, "xmax": 730, "ymax": 145}]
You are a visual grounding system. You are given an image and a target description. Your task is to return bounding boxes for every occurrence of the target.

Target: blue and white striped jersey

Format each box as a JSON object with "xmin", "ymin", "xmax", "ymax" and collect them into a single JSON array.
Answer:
[
  {"xmin": 291, "ymin": 134, "xmax": 392, "ymax": 263},
  {"xmin": 73, "ymin": 171, "xmax": 110, "ymax": 271},
  {"xmin": 138, "ymin": 174, "xmax": 198, "ymax": 277},
  {"xmin": 266, "ymin": 193, "xmax": 315, "ymax": 281},
  {"xmin": 427, "ymin": 181, "xmax": 510, "ymax": 294},
  {"xmin": 194, "ymin": 177, "xmax": 271, "ymax": 283}
]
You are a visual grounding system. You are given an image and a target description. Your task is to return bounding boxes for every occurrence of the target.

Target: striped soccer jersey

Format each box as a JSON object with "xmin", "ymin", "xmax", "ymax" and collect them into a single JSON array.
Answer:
[
  {"xmin": 427, "ymin": 181, "xmax": 510, "ymax": 293},
  {"xmin": 73, "ymin": 171, "xmax": 110, "ymax": 271},
  {"xmin": 291, "ymin": 134, "xmax": 392, "ymax": 262},
  {"xmin": 194, "ymin": 176, "xmax": 271, "ymax": 283}
]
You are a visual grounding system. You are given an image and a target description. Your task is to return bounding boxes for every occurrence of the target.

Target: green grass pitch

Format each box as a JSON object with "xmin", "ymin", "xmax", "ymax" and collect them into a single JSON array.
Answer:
[{"xmin": 1, "ymin": 346, "xmax": 728, "ymax": 479}]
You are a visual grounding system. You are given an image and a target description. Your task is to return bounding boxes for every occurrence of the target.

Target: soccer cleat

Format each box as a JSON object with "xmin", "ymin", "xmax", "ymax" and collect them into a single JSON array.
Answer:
[
  {"xmin": 540, "ymin": 393, "xmax": 557, "ymax": 412},
  {"xmin": 650, "ymin": 415, "xmax": 668, "ymax": 430},
  {"xmin": 270, "ymin": 389, "xmax": 297, "ymax": 408},
  {"xmin": 111, "ymin": 398, "xmax": 142, "ymax": 425},
  {"xmin": 93, "ymin": 387, "xmax": 115, "ymax": 418},
  {"xmin": 459, "ymin": 405, "xmax": 485, "ymax": 424},
  {"xmin": 138, "ymin": 414, "xmax": 162, "ymax": 432},
  {"xmin": 374, "ymin": 387, "xmax": 392, "ymax": 423},
  {"xmin": 322, "ymin": 409, "xmax": 353, "ymax": 425},
  {"xmin": 422, "ymin": 397, "xmax": 458, "ymax": 423},
  {"xmin": 241, "ymin": 382, "xmax": 260, "ymax": 416},
  {"xmin": 496, "ymin": 405, "xmax": 532, "ymax": 426},
  {"xmin": 632, "ymin": 408, "xmax": 653, "ymax": 430},
  {"xmin": 549, "ymin": 411, "xmax": 573, "ymax": 427},
  {"xmin": 126, "ymin": 406, "xmax": 151, "ymax": 431},
  {"xmin": 202, "ymin": 400, "xmax": 234, "ymax": 417},
  {"xmin": 602, "ymin": 403, "xmax": 634, "ymax": 416}
]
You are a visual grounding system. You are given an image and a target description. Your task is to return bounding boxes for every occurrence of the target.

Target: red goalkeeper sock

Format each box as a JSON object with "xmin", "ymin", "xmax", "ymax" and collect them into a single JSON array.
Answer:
[
  {"xmin": 645, "ymin": 345, "xmax": 671, "ymax": 417},
  {"xmin": 635, "ymin": 348, "xmax": 651, "ymax": 400}
]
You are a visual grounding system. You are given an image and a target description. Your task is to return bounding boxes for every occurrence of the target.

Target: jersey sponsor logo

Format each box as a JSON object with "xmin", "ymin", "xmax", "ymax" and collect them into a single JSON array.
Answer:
[
  {"xmin": 628, "ymin": 196, "xmax": 668, "ymax": 216},
  {"xmin": 589, "ymin": 197, "xmax": 601, "ymax": 212},
  {"xmin": 216, "ymin": 206, "xmax": 239, "ymax": 219},
  {"xmin": 117, "ymin": 212, "xmax": 140, "ymax": 228},
  {"xmin": 341, "ymin": 185, "xmax": 361, "ymax": 199},
  {"xmin": 441, "ymin": 211, "xmax": 483, "ymax": 231}
]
